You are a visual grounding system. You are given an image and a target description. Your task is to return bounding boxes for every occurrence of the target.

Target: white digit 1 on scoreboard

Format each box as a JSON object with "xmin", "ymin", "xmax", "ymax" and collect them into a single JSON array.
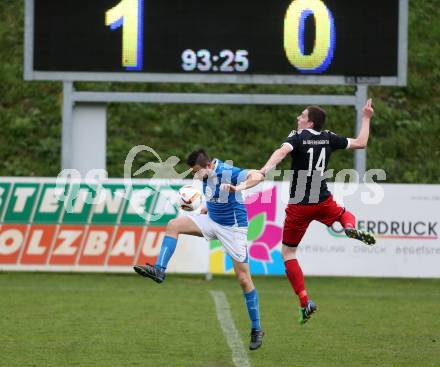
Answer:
[{"xmin": 105, "ymin": 0, "xmax": 144, "ymax": 70}]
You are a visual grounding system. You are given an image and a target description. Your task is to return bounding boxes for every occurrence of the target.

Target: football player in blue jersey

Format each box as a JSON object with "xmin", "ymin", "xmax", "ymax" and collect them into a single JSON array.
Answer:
[{"xmin": 134, "ymin": 148, "xmax": 265, "ymax": 350}]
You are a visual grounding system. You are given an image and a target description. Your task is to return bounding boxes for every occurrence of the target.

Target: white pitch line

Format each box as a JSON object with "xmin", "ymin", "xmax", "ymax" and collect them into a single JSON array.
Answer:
[{"xmin": 210, "ymin": 290, "xmax": 251, "ymax": 367}]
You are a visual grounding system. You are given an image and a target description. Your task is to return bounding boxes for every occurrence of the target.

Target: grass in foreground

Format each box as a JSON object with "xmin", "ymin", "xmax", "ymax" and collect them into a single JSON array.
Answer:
[{"xmin": 0, "ymin": 272, "xmax": 439, "ymax": 367}]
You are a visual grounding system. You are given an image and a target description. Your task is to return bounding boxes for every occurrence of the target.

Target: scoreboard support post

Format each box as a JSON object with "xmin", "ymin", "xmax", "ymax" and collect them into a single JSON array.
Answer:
[
  {"xmin": 355, "ymin": 85, "xmax": 368, "ymax": 178},
  {"xmin": 71, "ymin": 104, "xmax": 107, "ymax": 174}
]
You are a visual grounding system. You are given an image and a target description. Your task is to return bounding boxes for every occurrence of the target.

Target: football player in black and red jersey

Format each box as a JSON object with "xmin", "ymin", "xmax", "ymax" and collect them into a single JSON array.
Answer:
[{"xmin": 259, "ymin": 99, "xmax": 376, "ymax": 324}]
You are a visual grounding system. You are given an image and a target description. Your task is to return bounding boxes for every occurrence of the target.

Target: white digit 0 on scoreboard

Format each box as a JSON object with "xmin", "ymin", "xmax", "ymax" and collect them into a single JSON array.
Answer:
[
  {"xmin": 284, "ymin": 0, "xmax": 336, "ymax": 73},
  {"xmin": 105, "ymin": 0, "xmax": 144, "ymax": 70}
]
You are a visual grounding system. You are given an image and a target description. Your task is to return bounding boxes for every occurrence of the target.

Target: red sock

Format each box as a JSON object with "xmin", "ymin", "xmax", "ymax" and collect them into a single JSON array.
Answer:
[
  {"xmin": 340, "ymin": 210, "xmax": 356, "ymax": 229},
  {"xmin": 285, "ymin": 259, "xmax": 309, "ymax": 307}
]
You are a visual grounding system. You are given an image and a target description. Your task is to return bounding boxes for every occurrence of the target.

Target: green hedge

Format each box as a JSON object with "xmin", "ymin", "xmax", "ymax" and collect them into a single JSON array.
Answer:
[{"xmin": 0, "ymin": 0, "xmax": 439, "ymax": 182}]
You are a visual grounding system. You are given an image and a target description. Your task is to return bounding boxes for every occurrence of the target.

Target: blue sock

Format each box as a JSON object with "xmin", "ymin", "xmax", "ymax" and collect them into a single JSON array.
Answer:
[
  {"xmin": 155, "ymin": 236, "xmax": 177, "ymax": 272},
  {"xmin": 244, "ymin": 288, "xmax": 261, "ymax": 330}
]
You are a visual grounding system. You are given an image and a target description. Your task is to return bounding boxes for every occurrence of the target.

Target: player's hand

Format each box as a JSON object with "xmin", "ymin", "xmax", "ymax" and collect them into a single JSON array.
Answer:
[
  {"xmin": 363, "ymin": 98, "xmax": 374, "ymax": 119},
  {"xmin": 220, "ymin": 183, "xmax": 240, "ymax": 192},
  {"xmin": 200, "ymin": 206, "xmax": 208, "ymax": 214}
]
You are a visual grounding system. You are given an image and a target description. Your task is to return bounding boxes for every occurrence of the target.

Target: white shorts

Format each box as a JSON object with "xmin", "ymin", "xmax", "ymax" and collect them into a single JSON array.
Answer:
[{"xmin": 187, "ymin": 214, "xmax": 248, "ymax": 263}]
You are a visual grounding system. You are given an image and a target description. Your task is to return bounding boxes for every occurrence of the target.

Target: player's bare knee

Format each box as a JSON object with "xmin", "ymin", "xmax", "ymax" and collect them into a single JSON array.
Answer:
[{"xmin": 166, "ymin": 218, "xmax": 181, "ymax": 236}]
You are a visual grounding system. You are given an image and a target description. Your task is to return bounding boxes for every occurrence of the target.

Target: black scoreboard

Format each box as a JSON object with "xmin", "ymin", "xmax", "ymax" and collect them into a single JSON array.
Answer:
[{"xmin": 25, "ymin": 0, "xmax": 408, "ymax": 85}]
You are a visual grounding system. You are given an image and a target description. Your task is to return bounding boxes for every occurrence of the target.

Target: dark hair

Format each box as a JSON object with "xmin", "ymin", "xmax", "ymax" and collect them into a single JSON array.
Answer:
[
  {"xmin": 306, "ymin": 106, "xmax": 327, "ymax": 131},
  {"xmin": 186, "ymin": 148, "xmax": 211, "ymax": 167}
]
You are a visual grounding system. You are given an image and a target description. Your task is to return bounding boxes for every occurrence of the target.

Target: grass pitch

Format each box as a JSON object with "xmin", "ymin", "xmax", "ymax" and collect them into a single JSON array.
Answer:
[{"xmin": 0, "ymin": 272, "xmax": 439, "ymax": 367}]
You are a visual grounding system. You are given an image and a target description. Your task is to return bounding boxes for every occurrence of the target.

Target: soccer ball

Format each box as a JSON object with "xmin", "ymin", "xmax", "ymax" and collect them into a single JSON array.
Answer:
[{"xmin": 178, "ymin": 185, "xmax": 202, "ymax": 211}]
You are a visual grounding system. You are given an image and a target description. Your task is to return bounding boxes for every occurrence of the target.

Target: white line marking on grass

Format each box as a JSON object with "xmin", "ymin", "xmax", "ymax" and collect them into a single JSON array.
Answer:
[{"xmin": 210, "ymin": 290, "xmax": 250, "ymax": 367}]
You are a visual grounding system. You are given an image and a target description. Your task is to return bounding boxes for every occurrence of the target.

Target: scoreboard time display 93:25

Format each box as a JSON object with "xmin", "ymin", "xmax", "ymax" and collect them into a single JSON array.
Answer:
[{"xmin": 25, "ymin": 0, "xmax": 408, "ymax": 85}]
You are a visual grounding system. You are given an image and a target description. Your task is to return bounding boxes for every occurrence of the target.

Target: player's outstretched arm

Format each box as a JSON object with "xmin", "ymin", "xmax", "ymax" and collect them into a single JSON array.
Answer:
[
  {"xmin": 348, "ymin": 98, "xmax": 374, "ymax": 150},
  {"xmin": 221, "ymin": 170, "xmax": 264, "ymax": 193},
  {"xmin": 259, "ymin": 143, "xmax": 293, "ymax": 176}
]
